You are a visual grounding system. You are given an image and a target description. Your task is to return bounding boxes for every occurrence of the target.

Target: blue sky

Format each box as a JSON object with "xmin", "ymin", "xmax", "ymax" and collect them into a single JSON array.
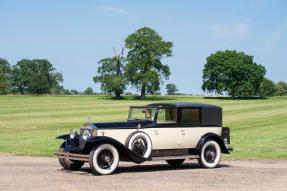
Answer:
[{"xmin": 1, "ymin": 0, "xmax": 287, "ymax": 94}]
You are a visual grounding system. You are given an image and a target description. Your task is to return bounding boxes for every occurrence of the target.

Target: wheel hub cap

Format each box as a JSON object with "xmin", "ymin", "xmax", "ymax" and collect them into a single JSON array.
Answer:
[
  {"xmin": 105, "ymin": 156, "xmax": 111, "ymax": 162},
  {"xmin": 204, "ymin": 146, "xmax": 216, "ymax": 163}
]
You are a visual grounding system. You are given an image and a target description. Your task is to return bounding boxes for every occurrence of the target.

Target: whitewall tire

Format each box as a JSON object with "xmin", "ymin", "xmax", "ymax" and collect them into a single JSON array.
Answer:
[
  {"xmin": 198, "ymin": 140, "xmax": 221, "ymax": 168},
  {"xmin": 89, "ymin": 144, "xmax": 119, "ymax": 175},
  {"xmin": 127, "ymin": 132, "xmax": 152, "ymax": 158},
  {"xmin": 58, "ymin": 143, "xmax": 85, "ymax": 170}
]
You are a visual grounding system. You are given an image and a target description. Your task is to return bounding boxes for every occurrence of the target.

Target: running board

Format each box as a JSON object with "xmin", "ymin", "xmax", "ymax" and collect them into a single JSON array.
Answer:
[
  {"xmin": 54, "ymin": 152, "xmax": 89, "ymax": 162},
  {"xmin": 150, "ymin": 154, "xmax": 199, "ymax": 161}
]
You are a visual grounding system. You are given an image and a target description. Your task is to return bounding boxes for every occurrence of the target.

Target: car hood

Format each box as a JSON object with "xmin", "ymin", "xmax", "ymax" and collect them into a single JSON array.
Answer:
[{"xmin": 92, "ymin": 120, "xmax": 154, "ymax": 129}]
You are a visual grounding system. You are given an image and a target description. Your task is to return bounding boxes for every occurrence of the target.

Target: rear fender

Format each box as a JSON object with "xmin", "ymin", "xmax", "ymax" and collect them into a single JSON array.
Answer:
[
  {"xmin": 197, "ymin": 133, "xmax": 229, "ymax": 154},
  {"xmin": 83, "ymin": 136, "xmax": 146, "ymax": 163}
]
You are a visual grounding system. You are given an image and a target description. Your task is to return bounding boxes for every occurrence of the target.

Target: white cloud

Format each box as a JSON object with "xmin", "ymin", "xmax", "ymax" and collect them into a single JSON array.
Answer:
[
  {"xmin": 210, "ymin": 21, "xmax": 250, "ymax": 41},
  {"xmin": 96, "ymin": 6, "xmax": 133, "ymax": 15}
]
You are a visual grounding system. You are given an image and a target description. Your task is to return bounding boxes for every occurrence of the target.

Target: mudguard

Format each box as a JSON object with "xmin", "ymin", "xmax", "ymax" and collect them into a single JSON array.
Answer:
[
  {"xmin": 56, "ymin": 134, "xmax": 70, "ymax": 140},
  {"xmin": 83, "ymin": 136, "xmax": 147, "ymax": 164},
  {"xmin": 197, "ymin": 133, "xmax": 230, "ymax": 154}
]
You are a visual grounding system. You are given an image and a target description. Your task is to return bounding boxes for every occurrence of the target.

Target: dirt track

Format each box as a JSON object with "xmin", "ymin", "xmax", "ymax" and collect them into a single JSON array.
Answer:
[{"xmin": 0, "ymin": 155, "xmax": 286, "ymax": 191}]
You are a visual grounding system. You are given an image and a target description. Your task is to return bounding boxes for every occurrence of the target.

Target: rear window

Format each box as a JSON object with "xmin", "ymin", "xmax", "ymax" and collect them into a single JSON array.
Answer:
[{"xmin": 181, "ymin": 108, "xmax": 200, "ymax": 123}]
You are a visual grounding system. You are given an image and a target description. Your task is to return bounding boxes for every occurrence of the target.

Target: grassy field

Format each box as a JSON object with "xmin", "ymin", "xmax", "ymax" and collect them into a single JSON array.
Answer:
[{"xmin": 0, "ymin": 95, "xmax": 286, "ymax": 159}]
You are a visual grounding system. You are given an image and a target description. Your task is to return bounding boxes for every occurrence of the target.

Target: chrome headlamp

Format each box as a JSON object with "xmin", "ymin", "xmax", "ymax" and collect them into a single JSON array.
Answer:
[
  {"xmin": 82, "ymin": 129, "xmax": 92, "ymax": 140},
  {"xmin": 70, "ymin": 129, "xmax": 78, "ymax": 139}
]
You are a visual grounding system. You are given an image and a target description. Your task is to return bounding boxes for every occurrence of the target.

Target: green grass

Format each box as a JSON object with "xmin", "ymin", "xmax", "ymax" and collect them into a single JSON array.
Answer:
[{"xmin": 0, "ymin": 95, "xmax": 286, "ymax": 159}]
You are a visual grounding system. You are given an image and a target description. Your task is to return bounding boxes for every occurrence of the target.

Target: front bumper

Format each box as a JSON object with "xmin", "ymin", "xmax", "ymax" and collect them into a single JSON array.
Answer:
[{"xmin": 54, "ymin": 152, "xmax": 89, "ymax": 162}]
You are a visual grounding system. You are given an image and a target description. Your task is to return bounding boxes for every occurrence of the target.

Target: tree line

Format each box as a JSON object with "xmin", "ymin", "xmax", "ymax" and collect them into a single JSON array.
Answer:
[
  {"xmin": 1, "ymin": 27, "xmax": 287, "ymax": 98},
  {"xmin": 0, "ymin": 58, "xmax": 63, "ymax": 95},
  {"xmin": 0, "ymin": 58, "xmax": 97, "ymax": 95}
]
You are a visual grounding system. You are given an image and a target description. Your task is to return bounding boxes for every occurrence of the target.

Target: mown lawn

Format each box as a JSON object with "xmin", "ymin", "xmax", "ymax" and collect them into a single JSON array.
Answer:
[{"xmin": 0, "ymin": 95, "xmax": 286, "ymax": 159}]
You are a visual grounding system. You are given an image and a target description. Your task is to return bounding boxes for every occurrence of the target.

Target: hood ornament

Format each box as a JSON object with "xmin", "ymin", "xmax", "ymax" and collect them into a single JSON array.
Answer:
[{"xmin": 88, "ymin": 116, "xmax": 91, "ymax": 123}]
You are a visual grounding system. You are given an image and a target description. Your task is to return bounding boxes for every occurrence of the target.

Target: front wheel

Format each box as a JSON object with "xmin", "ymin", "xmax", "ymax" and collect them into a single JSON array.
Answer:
[
  {"xmin": 198, "ymin": 140, "xmax": 221, "ymax": 168},
  {"xmin": 58, "ymin": 143, "xmax": 85, "ymax": 170},
  {"xmin": 89, "ymin": 144, "xmax": 119, "ymax": 175}
]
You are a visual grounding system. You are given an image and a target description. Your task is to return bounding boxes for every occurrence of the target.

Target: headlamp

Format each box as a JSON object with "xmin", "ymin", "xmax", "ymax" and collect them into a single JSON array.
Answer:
[
  {"xmin": 70, "ymin": 129, "xmax": 78, "ymax": 139},
  {"xmin": 83, "ymin": 129, "xmax": 91, "ymax": 140}
]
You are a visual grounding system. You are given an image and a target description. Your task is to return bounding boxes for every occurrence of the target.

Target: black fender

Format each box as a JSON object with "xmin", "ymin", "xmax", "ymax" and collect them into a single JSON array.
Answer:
[
  {"xmin": 56, "ymin": 134, "xmax": 80, "ymax": 153},
  {"xmin": 83, "ymin": 136, "xmax": 146, "ymax": 164},
  {"xmin": 196, "ymin": 133, "xmax": 229, "ymax": 154},
  {"xmin": 56, "ymin": 134, "xmax": 70, "ymax": 140}
]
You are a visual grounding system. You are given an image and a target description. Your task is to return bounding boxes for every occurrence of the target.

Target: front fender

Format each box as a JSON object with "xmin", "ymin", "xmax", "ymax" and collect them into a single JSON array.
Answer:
[
  {"xmin": 56, "ymin": 134, "xmax": 70, "ymax": 140},
  {"xmin": 83, "ymin": 136, "xmax": 146, "ymax": 163},
  {"xmin": 197, "ymin": 133, "xmax": 230, "ymax": 154}
]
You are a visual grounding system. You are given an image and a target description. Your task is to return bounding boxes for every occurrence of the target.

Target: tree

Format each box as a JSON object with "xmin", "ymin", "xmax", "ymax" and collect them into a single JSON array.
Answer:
[
  {"xmin": 125, "ymin": 27, "xmax": 173, "ymax": 98},
  {"xmin": 0, "ymin": 58, "xmax": 11, "ymax": 94},
  {"xmin": 275, "ymin": 81, "xmax": 287, "ymax": 96},
  {"xmin": 166, "ymin": 83, "xmax": 178, "ymax": 95},
  {"xmin": 202, "ymin": 50, "xmax": 266, "ymax": 98},
  {"xmin": 258, "ymin": 78, "xmax": 276, "ymax": 97},
  {"xmin": 63, "ymin": 89, "xmax": 71, "ymax": 95},
  {"xmin": 55, "ymin": 85, "xmax": 65, "ymax": 95},
  {"xmin": 10, "ymin": 59, "xmax": 61, "ymax": 94},
  {"xmin": 93, "ymin": 48, "xmax": 126, "ymax": 98},
  {"xmin": 70, "ymin": 89, "xmax": 79, "ymax": 95},
  {"xmin": 51, "ymin": 72, "xmax": 63, "ymax": 94},
  {"xmin": 27, "ymin": 73, "xmax": 50, "ymax": 95},
  {"xmin": 84, "ymin": 87, "xmax": 93, "ymax": 95}
]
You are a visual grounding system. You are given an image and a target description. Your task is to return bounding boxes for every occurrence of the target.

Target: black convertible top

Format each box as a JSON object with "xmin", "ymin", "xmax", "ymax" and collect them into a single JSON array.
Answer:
[{"xmin": 147, "ymin": 102, "xmax": 221, "ymax": 109}]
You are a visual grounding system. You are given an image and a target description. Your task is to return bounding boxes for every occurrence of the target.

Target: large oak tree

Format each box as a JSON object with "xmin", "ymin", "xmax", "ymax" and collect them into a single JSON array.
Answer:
[
  {"xmin": 125, "ymin": 27, "xmax": 173, "ymax": 98},
  {"xmin": 202, "ymin": 50, "xmax": 266, "ymax": 98}
]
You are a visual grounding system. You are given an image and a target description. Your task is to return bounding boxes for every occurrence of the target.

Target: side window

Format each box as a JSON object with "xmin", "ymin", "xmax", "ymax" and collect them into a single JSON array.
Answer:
[
  {"xmin": 182, "ymin": 108, "xmax": 200, "ymax": 123},
  {"xmin": 157, "ymin": 108, "xmax": 177, "ymax": 124}
]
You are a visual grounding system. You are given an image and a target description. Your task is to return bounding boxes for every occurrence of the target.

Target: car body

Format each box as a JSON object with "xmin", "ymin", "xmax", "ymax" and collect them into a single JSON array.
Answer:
[{"xmin": 54, "ymin": 102, "xmax": 233, "ymax": 175}]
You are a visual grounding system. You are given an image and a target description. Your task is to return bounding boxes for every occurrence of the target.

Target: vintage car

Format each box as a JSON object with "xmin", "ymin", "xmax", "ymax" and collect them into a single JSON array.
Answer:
[{"xmin": 54, "ymin": 102, "xmax": 233, "ymax": 175}]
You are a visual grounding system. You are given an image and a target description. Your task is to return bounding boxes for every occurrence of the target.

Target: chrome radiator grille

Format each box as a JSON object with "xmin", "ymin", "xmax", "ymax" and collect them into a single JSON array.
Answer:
[{"xmin": 79, "ymin": 129, "xmax": 85, "ymax": 149}]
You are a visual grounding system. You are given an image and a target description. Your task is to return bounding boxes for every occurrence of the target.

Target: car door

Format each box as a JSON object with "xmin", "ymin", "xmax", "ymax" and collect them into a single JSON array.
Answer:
[
  {"xmin": 151, "ymin": 108, "xmax": 183, "ymax": 149},
  {"xmin": 179, "ymin": 108, "xmax": 202, "ymax": 148}
]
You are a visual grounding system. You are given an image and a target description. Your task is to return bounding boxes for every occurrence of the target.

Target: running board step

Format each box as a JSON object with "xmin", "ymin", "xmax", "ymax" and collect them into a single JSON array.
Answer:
[
  {"xmin": 54, "ymin": 152, "xmax": 89, "ymax": 162},
  {"xmin": 150, "ymin": 154, "xmax": 199, "ymax": 161}
]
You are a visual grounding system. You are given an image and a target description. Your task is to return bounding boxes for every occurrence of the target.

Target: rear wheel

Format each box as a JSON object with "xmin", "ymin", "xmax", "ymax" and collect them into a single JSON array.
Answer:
[
  {"xmin": 198, "ymin": 140, "xmax": 221, "ymax": 168},
  {"xmin": 166, "ymin": 159, "xmax": 185, "ymax": 166},
  {"xmin": 58, "ymin": 143, "xmax": 85, "ymax": 170},
  {"xmin": 89, "ymin": 144, "xmax": 119, "ymax": 175}
]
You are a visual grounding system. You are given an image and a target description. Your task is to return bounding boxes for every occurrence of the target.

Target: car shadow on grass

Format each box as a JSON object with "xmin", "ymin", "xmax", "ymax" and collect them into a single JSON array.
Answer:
[{"xmin": 58, "ymin": 162, "xmax": 231, "ymax": 176}]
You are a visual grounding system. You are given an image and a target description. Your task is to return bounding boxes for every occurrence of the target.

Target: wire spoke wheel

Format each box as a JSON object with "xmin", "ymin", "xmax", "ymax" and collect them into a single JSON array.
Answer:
[
  {"xmin": 127, "ymin": 132, "xmax": 152, "ymax": 158},
  {"xmin": 204, "ymin": 146, "xmax": 217, "ymax": 163},
  {"xmin": 97, "ymin": 150, "xmax": 114, "ymax": 169},
  {"xmin": 89, "ymin": 144, "xmax": 119, "ymax": 175},
  {"xmin": 198, "ymin": 140, "xmax": 221, "ymax": 168},
  {"xmin": 132, "ymin": 137, "xmax": 147, "ymax": 156}
]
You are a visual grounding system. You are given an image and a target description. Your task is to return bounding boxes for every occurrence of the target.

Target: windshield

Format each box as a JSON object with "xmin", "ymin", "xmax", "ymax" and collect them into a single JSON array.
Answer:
[{"xmin": 128, "ymin": 107, "xmax": 157, "ymax": 121}]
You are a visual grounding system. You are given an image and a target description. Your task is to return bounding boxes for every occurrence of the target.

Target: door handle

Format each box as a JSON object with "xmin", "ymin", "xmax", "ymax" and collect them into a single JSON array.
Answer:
[
  {"xmin": 181, "ymin": 129, "xmax": 185, "ymax": 135},
  {"xmin": 155, "ymin": 130, "xmax": 159, "ymax": 135}
]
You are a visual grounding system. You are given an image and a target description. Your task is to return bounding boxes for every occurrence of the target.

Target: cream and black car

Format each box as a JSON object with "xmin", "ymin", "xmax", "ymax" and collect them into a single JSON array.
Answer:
[{"xmin": 54, "ymin": 102, "xmax": 233, "ymax": 175}]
